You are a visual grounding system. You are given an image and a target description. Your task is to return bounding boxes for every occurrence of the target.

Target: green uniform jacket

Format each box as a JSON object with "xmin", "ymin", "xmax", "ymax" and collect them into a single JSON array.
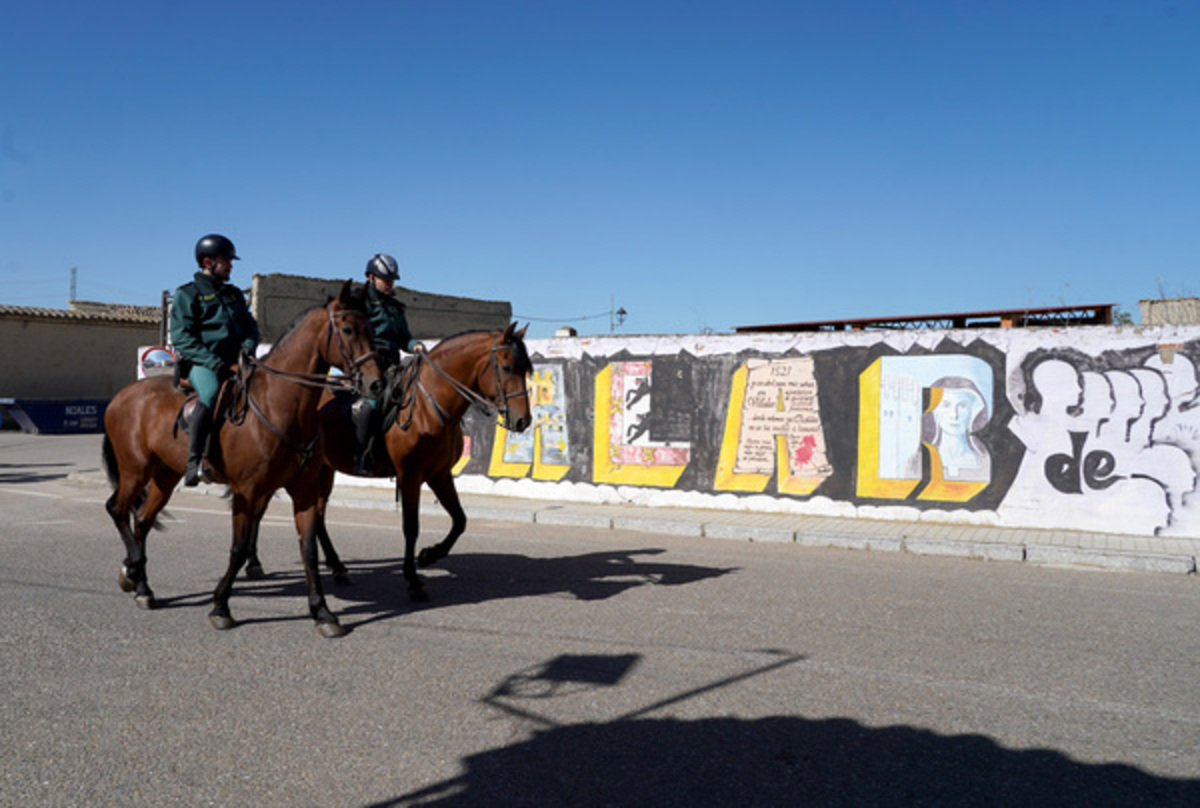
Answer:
[
  {"xmin": 365, "ymin": 283, "xmax": 418, "ymax": 369},
  {"xmin": 169, "ymin": 271, "xmax": 260, "ymax": 372}
]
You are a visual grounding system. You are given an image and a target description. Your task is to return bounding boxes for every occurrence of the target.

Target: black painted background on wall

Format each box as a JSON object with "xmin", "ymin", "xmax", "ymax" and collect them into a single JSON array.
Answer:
[{"xmin": 460, "ymin": 343, "xmax": 1028, "ymax": 512}]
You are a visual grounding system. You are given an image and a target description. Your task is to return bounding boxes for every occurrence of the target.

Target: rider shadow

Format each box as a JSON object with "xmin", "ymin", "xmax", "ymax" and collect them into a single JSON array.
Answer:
[
  {"xmin": 327, "ymin": 547, "xmax": 738, "ymax": 632},
  {"xmin": 0, "ymin": 461, "xmax": 74, "ymax": 484},
  {"xmin": 375, "ymin": 650, "xmax": 1200, "ymax": 808},
  {"xmin": 380, "ymin": 713, "xmax": 1200, "ymax": 807}
]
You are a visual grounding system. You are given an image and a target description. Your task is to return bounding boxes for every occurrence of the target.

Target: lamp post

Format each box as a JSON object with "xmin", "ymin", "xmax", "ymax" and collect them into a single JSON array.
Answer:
[{"xmin": 610, "ymin": 297, "xmax": 627, "ymax": 333}]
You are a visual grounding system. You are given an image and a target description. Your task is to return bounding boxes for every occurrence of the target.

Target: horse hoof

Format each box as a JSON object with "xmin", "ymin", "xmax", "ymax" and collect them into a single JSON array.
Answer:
[
  {"xmin": 118, "ymin": 566, "xmax": 136, "ymax": 593},
  {"xmin": 209, "ymin": 613, "xmax": 237, "ymax": 631},
  {"xmin": 417, "ymin": 549, "xmax": 439, "ymax": 568},
  {"xmin": 333, "ymin": 571, "xmax": 352, "ymax": 587},
  {"xmin": 408, "ymin": 586, "xmax": 431, "ymax": 604},
  {"xmin": 135, "ymin": 593, "xmax": 157, "ymax": 610},
  {"xmin": 316, "ymin": 621, "xmax": 346, "ymax": 639},
  {"xmin": 244, "ymin": 562, "xmax": 266, "ymax": 580}
]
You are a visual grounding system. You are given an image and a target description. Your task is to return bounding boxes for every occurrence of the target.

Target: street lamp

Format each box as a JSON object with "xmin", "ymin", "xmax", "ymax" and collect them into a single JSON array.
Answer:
[{"xmin": 610, "ymin": 298, "xmax": 627, "ymax": 333}]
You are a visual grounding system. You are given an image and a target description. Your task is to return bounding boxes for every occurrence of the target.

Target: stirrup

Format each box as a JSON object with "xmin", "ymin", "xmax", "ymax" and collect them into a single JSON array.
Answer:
[{"xmin": 184, "ymin": 458, "xmax": 210, "ymax": 487}]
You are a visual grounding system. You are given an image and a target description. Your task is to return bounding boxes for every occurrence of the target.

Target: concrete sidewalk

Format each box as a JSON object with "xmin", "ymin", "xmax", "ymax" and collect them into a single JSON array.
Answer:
[
  {"xmin": 10, "ymin": 431, "xmax": 1196, "ymax": 576},
  {"xmin": 317, "ymin": 477, "xmax": 1200, "ymax": 576}
]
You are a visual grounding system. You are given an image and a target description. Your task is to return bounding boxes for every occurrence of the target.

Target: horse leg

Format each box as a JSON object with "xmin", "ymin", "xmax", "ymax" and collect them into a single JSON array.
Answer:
[
  {"xmin": 107, "ymin": 488, "xmax": 146, "ymax": 600},
  {"xmin": 315, "ymin": 513, "xmax": 351, "ymax": 586},
  {"xmin": 417, "ymin": 471, "xmax": 467, "ymax": 568},
  {"xmin": 123, "ymin": 473, "xmax": 176, "ymax": 609},
  {"xmin": 243, "ymin": 520, "xmax": 266, "ymax": 580},
  {"xmin": 108, "ymin": 462, "xmax": 173, "ymax": 610},
  {"xmin": 314, "ymin": 464, "xmax": 351, "ymax": 585},
  {"xmin": 209, "ymin": 494, "xmax": 265, "ymax": 630},
  {"xmin": 399, "ymin": 477, "xmax": 430, "ymax": 602},
  {"xmin": 295, "ymin": 499, "xmax": 345, "ymax": 638}
]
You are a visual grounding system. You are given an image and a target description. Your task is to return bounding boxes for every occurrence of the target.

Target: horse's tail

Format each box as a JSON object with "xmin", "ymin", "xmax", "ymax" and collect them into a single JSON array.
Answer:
[
  {"xmin": 101, "ymin": 433, "xmax": 120, "ymax": 490},
  {"xmin": 101, "ymin": 431, "xmax": 166, "ymax": 530}
]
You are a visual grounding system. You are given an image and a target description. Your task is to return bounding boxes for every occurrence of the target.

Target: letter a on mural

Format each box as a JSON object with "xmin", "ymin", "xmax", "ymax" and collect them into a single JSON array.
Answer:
[{"xmin": 715, "ymin": 357, "xmax": 832, "ymax": 495}]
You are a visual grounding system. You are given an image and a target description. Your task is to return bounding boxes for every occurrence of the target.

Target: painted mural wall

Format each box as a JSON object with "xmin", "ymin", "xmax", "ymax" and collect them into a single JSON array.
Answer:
[{"xmin": 451, "ymin": 326, "xmax": 1200, "ymax": 539}]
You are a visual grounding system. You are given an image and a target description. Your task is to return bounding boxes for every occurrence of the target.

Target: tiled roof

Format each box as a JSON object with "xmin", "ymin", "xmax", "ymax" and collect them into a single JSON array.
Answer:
[{"xmin": 0, "ymin": 301, "xmax": 161, "ymax": 324}]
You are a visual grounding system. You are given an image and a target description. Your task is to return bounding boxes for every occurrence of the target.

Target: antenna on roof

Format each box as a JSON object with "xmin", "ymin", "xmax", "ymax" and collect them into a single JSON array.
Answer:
[{"xmin": 70, "ymin": 266, "xmax": 77, "ymax": 302}]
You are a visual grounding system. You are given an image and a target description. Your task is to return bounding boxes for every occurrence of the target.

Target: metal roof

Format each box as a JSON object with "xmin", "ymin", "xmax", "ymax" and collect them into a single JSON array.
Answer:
[{"xmin": 734, "ymin": 303, "xmax": 1115, "ymax": 333}]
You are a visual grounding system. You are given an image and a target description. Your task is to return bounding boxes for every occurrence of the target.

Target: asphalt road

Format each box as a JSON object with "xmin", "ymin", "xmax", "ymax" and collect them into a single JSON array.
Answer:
[{"xmin": 1, "ymin": 433, "xmax": 1198, "ymax": 806}]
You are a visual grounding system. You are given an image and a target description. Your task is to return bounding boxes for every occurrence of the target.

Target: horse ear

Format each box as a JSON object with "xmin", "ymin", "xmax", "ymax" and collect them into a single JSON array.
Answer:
[
  {"xmin": 503, "ymin": 322, "xmax": 517, "ymax": 341},
  {"xmin": 337, "ymin": 279, "xmax": 354, "ymax": 304},
  {"xmin": 516, "ymin": 323, "xmax": 528, "ymax": 339}
]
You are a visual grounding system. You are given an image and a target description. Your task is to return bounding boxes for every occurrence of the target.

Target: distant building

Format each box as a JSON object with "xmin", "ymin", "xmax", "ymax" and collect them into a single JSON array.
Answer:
[
  {"xmin": 0, "ymin": 275, "xmax": 513, "ymax": 405},
  {"xmin": 1140, "ymin": 298, "xmax": 1200, "ymax": 326}
]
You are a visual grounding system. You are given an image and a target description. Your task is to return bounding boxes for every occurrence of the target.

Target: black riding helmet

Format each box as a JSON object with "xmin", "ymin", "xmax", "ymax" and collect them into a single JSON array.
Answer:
[
  {"xmin": 366, "ymin": 253, "xmax": 399, "ymax": 282},
  {"xmin": 195, "ymin": 234, "xmax": 239, "ymax": 267}
]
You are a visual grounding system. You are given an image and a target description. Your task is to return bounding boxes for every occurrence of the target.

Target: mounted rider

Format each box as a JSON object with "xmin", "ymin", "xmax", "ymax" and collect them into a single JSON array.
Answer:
[
  {"xmin": 353, "ymin": 253, "xmax": 425, "ymax": 472},
  {"xmin": 168, "ymin": 234, "xmax": 261, "ymax": 486}
]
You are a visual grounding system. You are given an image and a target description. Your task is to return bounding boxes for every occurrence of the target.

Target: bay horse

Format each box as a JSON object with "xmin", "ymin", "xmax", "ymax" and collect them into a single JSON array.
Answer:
[
  {"xmin": 101, "ymin": 281, "xmax": 383, "ymax": 638},
  {"xmin": 273, "ymin": 323, "xmax": 533, "ymax": 603}
]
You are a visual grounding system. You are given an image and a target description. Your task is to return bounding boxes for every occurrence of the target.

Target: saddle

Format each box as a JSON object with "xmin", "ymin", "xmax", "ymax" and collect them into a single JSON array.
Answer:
[{"xmin": 171, "ymin": 358, "xmax": 252, "ymax": 465}]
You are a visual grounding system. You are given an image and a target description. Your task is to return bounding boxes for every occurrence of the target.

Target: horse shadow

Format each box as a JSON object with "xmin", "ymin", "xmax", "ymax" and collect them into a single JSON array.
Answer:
[
  {"xmin": 369, "ymin": 651, "xmax": 1200, "ymax": 807},
  {"xmin": 0, "ymin": 461, "xmax": 74, "ymax": 484},
  {"xmin": 164, "ymin": 546, "xmax": 737, "ymax": 632}
]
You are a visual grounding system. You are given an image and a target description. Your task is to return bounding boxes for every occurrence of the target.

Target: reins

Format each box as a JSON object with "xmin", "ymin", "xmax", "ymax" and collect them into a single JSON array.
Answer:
[
  {"xmin": 395, "ymin": 333, "xmax": 529, "ymax": 430},
  {"xmin": 227, "ymin": 305, "xmax": 371, "ymax": 463},
  {"xmin": 246, "ymin": 308, "xmax": 368, "ymax": 393}
]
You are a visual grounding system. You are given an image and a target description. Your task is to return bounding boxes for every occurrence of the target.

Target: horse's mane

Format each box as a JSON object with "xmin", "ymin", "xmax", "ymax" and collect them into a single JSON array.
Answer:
[
  {"xmin": 262, "ymin": 292, "xmax": 368, "ymax": 361},
  {"xmin": 433, "ymin": 327, "xmax": 532, "ymax": 376},
  {"xmin": 265, "ymin": 302, "xmax": 323, "ymax": 358}
]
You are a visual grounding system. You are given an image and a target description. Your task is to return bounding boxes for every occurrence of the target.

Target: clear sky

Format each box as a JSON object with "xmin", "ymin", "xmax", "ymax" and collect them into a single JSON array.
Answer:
[{"xmin": 2, "ymin": 1, "xmax": 1196, "ymax": 337}]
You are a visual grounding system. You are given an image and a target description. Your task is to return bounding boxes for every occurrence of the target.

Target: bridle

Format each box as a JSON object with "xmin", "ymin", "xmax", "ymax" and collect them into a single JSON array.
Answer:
[
  {"xmin": 246, "ymin": 305, "xmax": 376, "ymax": 395},
  {"xmin": 406, "ymin": 333, "xmax": 530, "ymax": 429},
  {"xmin": 324, "ymin": 306, "xmax": 378, "ymax": 395}
]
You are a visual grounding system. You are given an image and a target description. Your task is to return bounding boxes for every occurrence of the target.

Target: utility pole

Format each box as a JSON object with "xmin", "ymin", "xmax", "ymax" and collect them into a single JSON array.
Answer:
[
  {"xmin": 69, "ymin": 266, "xmax": 77, "ymax": 302},
  {"xmin": 160, "ymin": 289, "xmax": 172, "ymax": 345}
]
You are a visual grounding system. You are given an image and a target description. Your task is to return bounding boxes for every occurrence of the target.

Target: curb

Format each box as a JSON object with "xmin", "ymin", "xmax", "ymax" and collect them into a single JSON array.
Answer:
[{"xmin": 72, "ymin": 472, "xmax": 1200, "ymax": 576}]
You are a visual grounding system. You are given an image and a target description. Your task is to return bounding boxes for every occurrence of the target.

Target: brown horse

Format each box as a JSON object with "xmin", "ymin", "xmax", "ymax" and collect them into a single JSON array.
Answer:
[
  {"xmin": 101, "ymin": 281, "xmax": 383, "ymax": 637},
  {"xmin": 284, "ymin": 323, "xmax": 533, "ymax": 602}
]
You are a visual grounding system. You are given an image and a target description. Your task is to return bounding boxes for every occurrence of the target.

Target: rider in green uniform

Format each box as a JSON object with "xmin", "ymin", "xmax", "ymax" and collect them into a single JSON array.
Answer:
[
  {"xmin": 354, "ymin": 253, "xmax": 425, "ymax": 472},
  {"xmin": 169, "ymin": 234, "xmax": 260, "ymax": 486}
]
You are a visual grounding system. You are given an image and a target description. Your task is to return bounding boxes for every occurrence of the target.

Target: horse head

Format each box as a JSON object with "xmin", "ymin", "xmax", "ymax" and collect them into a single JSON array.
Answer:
[
  {"xmin": 485, "ymin": 322, "xmax": 533, "ymax": 433},
  {"xmin": 324, "ymin": 280, "xmax": 385, "ymax": 401}
]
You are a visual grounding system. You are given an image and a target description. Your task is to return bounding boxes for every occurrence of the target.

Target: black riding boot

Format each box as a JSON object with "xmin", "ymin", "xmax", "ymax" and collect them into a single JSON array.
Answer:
[
  {"xmin": 352, "ymin": 399, "xmax": 376, "ymax": 475},
  {"xmin": 184, "ymin": 403, "xmax": 212, "ymax": 487}
]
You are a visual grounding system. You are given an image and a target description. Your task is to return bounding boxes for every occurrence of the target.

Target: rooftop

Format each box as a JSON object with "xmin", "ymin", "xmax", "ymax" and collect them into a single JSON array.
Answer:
[
  {"xmin": 0, "ymin": 300, "xmax": 161, "ymax": 324},
  {"xmin": 735, "ymin": 303, "xmax": 1115, "ymax": 333}
]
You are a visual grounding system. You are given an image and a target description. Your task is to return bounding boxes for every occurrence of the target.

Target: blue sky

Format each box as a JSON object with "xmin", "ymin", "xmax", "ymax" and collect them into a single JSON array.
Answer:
[{"xmin": 2, "ymin": 1, "xmax": 1196, "ymax": 337}]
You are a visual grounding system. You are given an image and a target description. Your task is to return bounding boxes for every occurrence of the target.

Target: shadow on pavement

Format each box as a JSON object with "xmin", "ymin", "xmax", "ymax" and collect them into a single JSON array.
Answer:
[
  {"xmin": 0, "ymin": 461, "xmax": 74, "ymax": 484},
  {"xmin": 375, "ymin": 713, "xmax": 1200, "ymax": 807},
  {"xmin": 332, "ymin": 548, "xmax": 737, "ymax": 630},
  {"xmin": 142, "ymin": 547, "xmax": 736, "ymax": 634},
  {"xmin": 373, "ymin": 651, "xmax": 1200, "ymax": 808}
]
